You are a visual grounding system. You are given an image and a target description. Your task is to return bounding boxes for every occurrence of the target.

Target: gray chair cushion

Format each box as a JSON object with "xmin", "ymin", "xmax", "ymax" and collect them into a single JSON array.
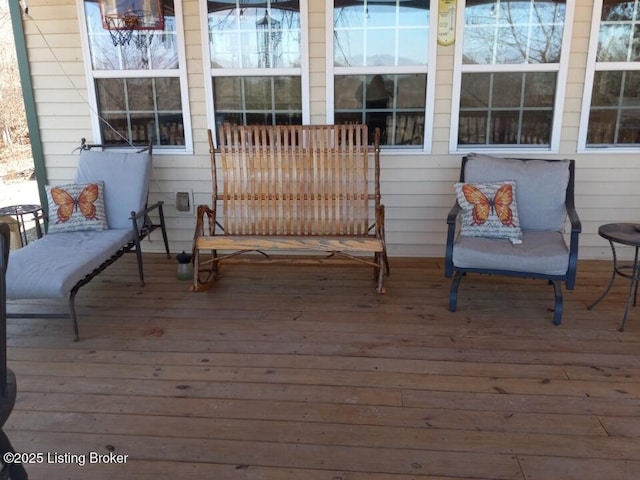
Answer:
[
  {"xmin": 464, "ymin": 153, "xmax": 570, "ymax": 231},
  {"xmin": 6, "ymin": 229, "xmax": 133, "ymax": 300},
  {"xmin": 452, "ymin": 230, "xmax": 569, "ymax": 276},
  {"xmin": 75, "ymin": 150, "xmax": 152, "ymax": 230}
]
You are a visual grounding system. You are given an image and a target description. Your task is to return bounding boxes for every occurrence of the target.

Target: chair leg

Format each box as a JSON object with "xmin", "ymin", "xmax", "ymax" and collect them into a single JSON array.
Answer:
[
  {"xmin": 69, "ymin": 290, "xmax": 80, "ymax": 342},
  {"xmin": 449, "ymin": 271, "xmax": 463, "ymax": 312},
  {"xmin": 158, "ymin": 204, "xmax": 171, "ymax": 259},
  {"xmin": 551, "ymin": 280, "xmax": 563, "ymax": 325},
  {"xmin": 0, "ymin": 430, "xmax": 28, "ymax": 479}
]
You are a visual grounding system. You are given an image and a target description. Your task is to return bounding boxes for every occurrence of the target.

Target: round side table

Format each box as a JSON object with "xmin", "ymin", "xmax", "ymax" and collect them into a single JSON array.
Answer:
[
  {"xmin": 587, "ymin": 223, "xmax": 640, "ymax": 332},
  {"xmin": 0, "ymin": 205, "xmax": 43, "ymax": 248}
]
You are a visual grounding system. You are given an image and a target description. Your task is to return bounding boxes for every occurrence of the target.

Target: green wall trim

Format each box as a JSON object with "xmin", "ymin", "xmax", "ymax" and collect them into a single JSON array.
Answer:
[{"xmin": 8, "ymin": 0, "xmax": 48, "ymax": 211}]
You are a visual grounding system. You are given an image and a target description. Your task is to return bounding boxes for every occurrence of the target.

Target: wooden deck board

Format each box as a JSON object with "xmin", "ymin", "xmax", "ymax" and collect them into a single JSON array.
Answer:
[{"xmin": 3, "ymin": 255, "xmax": 640, "ymax": 479}]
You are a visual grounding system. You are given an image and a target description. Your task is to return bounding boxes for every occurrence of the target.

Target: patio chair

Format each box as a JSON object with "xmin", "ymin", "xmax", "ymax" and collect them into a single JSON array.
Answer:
[
  {"xmin": 445, "ymin": 153, "xmax": 581, "ymax": 325},
  {"xmin": 5, "ymin": 141, "xmax": 170, "ymax": 341}
]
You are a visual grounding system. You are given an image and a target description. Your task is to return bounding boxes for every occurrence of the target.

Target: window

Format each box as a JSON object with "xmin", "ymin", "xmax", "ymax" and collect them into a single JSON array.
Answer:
[
  {"xmin": 581, "ymin": 0, "xmax": 640, "ymax": 149},
  {"xmin": 204, "ymin": 0, "xmax": 307, "ymax": 134},
  {"xmin": 330, "ymin": 0, "xmax": 435, "ymax": 148},
  {"xmin": 452, "ymin": 0, "xmax": 571, "ymax": 151},
  {"xmin": 81, "ymin": 0, "xmax": 191, "ymax": 150}
]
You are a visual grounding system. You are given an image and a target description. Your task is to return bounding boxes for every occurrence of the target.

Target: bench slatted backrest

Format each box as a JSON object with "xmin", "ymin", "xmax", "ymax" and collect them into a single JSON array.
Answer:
[{"xmin": 213, "ymin": 124, "xmax": 378, "ymax": 236}]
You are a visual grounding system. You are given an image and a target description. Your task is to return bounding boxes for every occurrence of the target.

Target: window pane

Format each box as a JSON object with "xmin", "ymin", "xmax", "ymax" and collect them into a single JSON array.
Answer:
[
  {"xmin": 602, "ymin": 1, "xmax": 636, "ymax": 21},
  {"xmin": 619, "ymin": 109, "xmax": 640, "ymax": 142},
  {"xmin": 459, "ymin": 72, "xmax": 555, "ymax": 146},
  {"xmin": 84, "ymin": 0, "xmax": 179, "ymax": 70},
  {"xmin": 592, "ymin": 71, "xmax": 623, "ymax": 106},
  {"xmin": 335, "ymin": 74, "xmax": 426, "ymax": 146},
  {"xmin": 492, "ymin": 73, "xmax": 523, "ymax": 108},
  {"xmin": 598, "ymin": 1, "xmax": 640, "ymax": 61},
  {"xmin": 598, "ymin": 24, "xmax": 632, "ymax": 61},
  {"xmin": 127, "ymin": 79, "xmax": 155, "ymax": 110},
  {"xmin": 208, "ymin": 1, "xmax": 301, "ymax": 69},
  {"xmin": 587, "ymin": 110, "xmax": 617, "ymax": 144},
  {"xmin": 588, "ymin": 70, "xmax": 640, "ymax": 145},
  {"xmin": 96, "ymin": 78, "xmax": 185, "ymax": 146},
  {"xmin": 333, "ymin": 0, "xmax": 430, "ymax": 67},
  {"xmin": 463, "ymin": 0, "xmax": 566, "ymax": 65}
]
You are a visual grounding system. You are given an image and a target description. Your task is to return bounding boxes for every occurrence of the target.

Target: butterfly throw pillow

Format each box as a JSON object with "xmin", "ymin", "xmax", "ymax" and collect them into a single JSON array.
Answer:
[
  {"xmin": 454, "ymin": 181, "xmax": 523, "ymax": 245},
  {"xmin": 46, "ymin": 182, "xmax": 109, "ymax": 233}
]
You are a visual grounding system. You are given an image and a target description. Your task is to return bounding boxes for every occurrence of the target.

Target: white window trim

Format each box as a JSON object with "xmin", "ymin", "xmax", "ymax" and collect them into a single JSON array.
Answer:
[
  {"xmin": 201, "ymin": 0, "xmax": 310, "ymax": 148},
  {"xmin": 77, "ymin": 0, "xmax": 193, "ymax": 154},
  {"xmin": 325, "ymin": 0, "xmax": 438, "ymax": 153},
  {"xmin": 578, "ymin": 0, "xmax": 640, "ymax": 154},
  {"xmin": 449, "ymin": 0, "xmax": 574, "ymax": 155}
]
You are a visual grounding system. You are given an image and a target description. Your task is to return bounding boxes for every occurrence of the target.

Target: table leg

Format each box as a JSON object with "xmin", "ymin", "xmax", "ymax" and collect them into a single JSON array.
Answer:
[
  {"xmin": 619, "ymin": 246, "xmax": 640, "ymax": 332},
  {"xmin": 16, "ymin": 214, "xmax": 27, "ymax": 248},
  {"xmin": 587, "ymin": 240, "xmax": 617, "ymax": 311}
]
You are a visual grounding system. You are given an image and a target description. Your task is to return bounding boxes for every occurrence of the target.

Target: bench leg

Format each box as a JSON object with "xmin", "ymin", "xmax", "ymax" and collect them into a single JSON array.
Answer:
[
  {"xmin": 191, "ymin": 248, "xmax": 219, "ymax": 292},
  {"xmin": 449, "ymin": 271, "xmax": 463, "ymax": 312},
  {"xmin": 376, "ymin": 253, "xmax": 386, "ymax": 294}
]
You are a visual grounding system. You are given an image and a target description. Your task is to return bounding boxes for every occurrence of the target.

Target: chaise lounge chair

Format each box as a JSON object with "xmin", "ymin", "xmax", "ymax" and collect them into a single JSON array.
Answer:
[{"xmin": 5, "ymin": 141, "xmax": 170, "ymax": 340}]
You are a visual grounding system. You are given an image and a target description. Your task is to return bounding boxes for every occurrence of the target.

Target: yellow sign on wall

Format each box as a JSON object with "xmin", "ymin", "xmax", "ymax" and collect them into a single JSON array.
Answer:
[{"xmin": 437, "ymin": 0, "xmax": 457, "ymax": 46}]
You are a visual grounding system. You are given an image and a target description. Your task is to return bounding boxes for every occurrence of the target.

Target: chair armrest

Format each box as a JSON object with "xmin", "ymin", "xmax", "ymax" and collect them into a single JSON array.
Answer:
[
  {"xmin": 566, "ymin": 203, "xmax": 582, "ymax": 234},
  {"xmin": 130, "ymin": 200, "xmax": 164, "ymax": 221},
  {"xmin": 447, "ymin": 202, "xmax": 461, "ymax": 225},
  {"xmin": 565, "ymin": 202, "xmax": 581, "ymax": 290},
  {"xmin": 129, "ymin": 201, "xmax": 167, "ymax": 241},
  {"xmin": 445, "ymin": 201, "xmax": 461, "ymax": 277}
]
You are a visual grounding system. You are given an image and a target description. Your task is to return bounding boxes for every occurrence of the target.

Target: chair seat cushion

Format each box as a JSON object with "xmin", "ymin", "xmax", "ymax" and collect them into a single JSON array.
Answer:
[
  {"xmin": 452, "ymin": 230, "xmax": 569, "ymax": 276},
  {"xmin": 6, "ymin": 229, "xmax": 133, "ymax": 300}
]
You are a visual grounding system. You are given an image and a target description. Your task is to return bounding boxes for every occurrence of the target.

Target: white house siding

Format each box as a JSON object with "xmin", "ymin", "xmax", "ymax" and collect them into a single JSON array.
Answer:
[{"xmin": 18, "ymin": 0, "xmax": 640, "ymax": 260}]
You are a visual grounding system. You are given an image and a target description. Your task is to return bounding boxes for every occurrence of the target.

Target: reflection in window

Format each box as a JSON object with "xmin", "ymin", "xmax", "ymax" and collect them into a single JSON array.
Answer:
[
  {"xmin": 82, "ymin": 0, "xmax": 188, "ymax": 148},
  {"xmin": 586, "ymin": 1, "xmax": 640, "ymax": 146},
  {"xmin": 463, "ymin": 0, "xmax": 565, "ymax": 65},
  {"xmin": 213, "ymin": 76, "xmax": 302, "ymax": 127},
  {"xmin": 332, "ymin": 1, "xmax": 431, "ymax": 147},
  {"xmin": 457, "ymin": 1, "xmax": 567, "ymax": 148},
  {"xmin": 459, "ymin": 72, "xmax": 555, "ymax": 146},
  {"xmin": 96, "ymin": 78, "xmax": 185, "ymax": 145},
  {"xmin": 335, "ymin": 74, "xmax": 426, "ymax": 146},
  {"xmin": 84, "ymin": 0, "xmax": 179, "ymax": 70},
  {"xmin": 207, "ymin": 1, "xmax": 303, "ymax": 131}
]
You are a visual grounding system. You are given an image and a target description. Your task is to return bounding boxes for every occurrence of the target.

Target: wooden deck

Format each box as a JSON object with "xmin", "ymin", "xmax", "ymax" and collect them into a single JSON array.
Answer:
[{"xmin": 4, "ymin": 254, "xmax": 640, "ymax": 479}]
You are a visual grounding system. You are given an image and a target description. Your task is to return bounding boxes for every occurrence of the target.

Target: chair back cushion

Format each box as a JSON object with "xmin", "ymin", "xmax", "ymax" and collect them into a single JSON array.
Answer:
[
  {"xmin": 76, "ymin": 150, "xmax": 152, "ymax": 230},
  {"xmin": 463, "ymin": 153, "xmax": 570, "ymax": 231}
]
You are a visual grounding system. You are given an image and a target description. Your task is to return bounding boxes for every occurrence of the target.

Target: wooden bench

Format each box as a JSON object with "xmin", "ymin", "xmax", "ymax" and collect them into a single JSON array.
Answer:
[{"xmin": 192, "ymin": 124, "xmax": 389, "ymax": 293}]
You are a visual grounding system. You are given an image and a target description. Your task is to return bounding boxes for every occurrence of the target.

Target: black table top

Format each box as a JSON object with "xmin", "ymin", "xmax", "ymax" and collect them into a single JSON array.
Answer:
[
  {"xmin": 598, "ymin": 223, "xmax": 640, "ymax": 248},
  {"xmin": 0, "ymin": 204, "xmax": 42, "ymax": 216}
]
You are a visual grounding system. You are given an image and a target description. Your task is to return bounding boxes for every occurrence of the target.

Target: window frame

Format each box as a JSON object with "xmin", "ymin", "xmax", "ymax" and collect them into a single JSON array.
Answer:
[
  {"xmin": 449, "ymin": 0, "xmax": 574, "ymax": 154},
  {"xmin": 578, "ymin": 0, "xmax": 640, "ymax": 153},
  {"xmin": 200, "ymin": 0, "xmax": 311, "ymax": 148},
  {"xmin": 78, "ymin": 0, "xmax": 193, "ymax": 154},
  {"xmin": 326, "ymin": 0, "xmax": 438, "ymax": 153}
]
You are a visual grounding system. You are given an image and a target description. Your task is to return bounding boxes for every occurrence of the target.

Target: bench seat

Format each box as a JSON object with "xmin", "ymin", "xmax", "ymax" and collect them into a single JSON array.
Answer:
[{"xmin": 194, "ymin": 234, "xmax": 384, "ymax": 253}]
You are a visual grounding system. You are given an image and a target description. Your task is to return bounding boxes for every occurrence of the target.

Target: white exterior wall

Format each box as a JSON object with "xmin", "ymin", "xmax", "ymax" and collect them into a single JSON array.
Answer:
[{"xmin": 18, "ymin": 1, "xmax": 640, "ymax": 260}]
